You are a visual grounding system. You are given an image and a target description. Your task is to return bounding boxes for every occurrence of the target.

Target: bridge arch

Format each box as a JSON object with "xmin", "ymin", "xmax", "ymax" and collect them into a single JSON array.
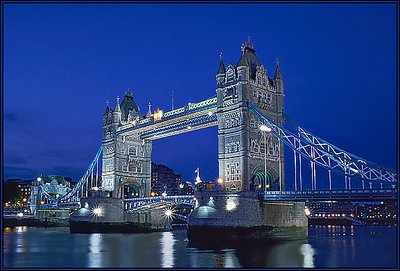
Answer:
[
  {"xmin": 123, "ymin": 183, "xmax": 141, "ymax": 199},
  {"xmin": 251, "ymin": 167, "xmax": 277, "ymax": 191}
]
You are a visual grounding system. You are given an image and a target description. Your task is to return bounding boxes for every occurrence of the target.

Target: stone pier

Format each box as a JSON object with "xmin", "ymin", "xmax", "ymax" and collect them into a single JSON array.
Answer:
[
  {"xmin": 69, "ymin": 197, "xmax": 173, "ymax": 233},
  {"xmin": 187, "ymin": 191, "xmax": 308, "ymax": 242}
]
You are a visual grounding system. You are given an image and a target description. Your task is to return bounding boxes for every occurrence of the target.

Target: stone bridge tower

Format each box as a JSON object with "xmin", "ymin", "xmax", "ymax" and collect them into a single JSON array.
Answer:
[
  {"xmin": 102, "ymin": 89, "xmax": 152, "ymax": 198},
  {"xmin": 216, "ymin": 39, "xmax": 285, "ymax": 192}
]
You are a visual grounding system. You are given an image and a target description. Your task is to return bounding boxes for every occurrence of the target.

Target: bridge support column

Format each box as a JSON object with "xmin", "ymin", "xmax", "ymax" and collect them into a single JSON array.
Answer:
[
  {"xmin": 102, "ymin": 132, "xmax": 152, "ymax": 199},
  {"xmin": 187, "ymin": 191, "xmax": 308, "ymax": 242}
]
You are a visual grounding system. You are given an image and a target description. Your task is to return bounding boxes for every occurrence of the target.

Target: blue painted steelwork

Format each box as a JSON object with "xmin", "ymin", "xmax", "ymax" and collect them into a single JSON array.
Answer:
[
  {"xmin": 116, "ymin": 96, "xmax": 217, "ymax": 138},
  {"xmin": 248, "ymin": 101, "xmax": 397, "ymax": 186},
  {"xmin": 124, "ymin": 195, "xmax": 195, "ymax": 211},
  {"xmin": 38, "ymin": 146, "xmax": 103, "ymax": 204},
  {"xmin": 283, "ymin": 114, "xmax": 392, "ymax": 171},
  {"xmin": 141, "ymin": 114, "xmax": 217, "ymax": 139}
]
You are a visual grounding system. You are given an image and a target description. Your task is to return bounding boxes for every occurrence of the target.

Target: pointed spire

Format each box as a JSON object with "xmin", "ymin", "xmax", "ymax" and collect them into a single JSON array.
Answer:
[
  {"xmin": 125, "ymin": 87, "xmax": 133, "ymax": 97},
  {"xmin": 237, "ymin": 49, "xmax": 249, "ymax": 67},
  {"xmin": 246, "ymin": 35, "xmax": 254, "ymax": 49},
  {"xmin": 217, "ymin": 52, "xmax": 226, "ymax": 74},
  {"xmin": 114, "ymin": 96, "xmax": 121, "ymax": 112},
  {"xmin": 146, "ymin": 102, "xmax": 152, "ymax": 117},
  {"xmin": 103, "ymin": 100, "xmax": 110, "ymax": 116},
  {"xmin": 274, "ymin": 57, "xmax": 282, "ymax": 79}
]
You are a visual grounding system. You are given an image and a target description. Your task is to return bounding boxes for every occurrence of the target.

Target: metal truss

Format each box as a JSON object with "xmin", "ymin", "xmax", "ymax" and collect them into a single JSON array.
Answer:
[
  {"xmin": 248, "ymin": 102, "xmax": 397, "ymax": 187},
  {"xmin": 39, "ymin": 146, "xmax": 103, "ymax": 204},
  {"xmin": 140, "ymin": 113, "xmax": 217, "ymax": 140},
  {"xmin": 124, "ymin": 195, "xmax": 195, "ymax": 211},
  {"xmin": 284, "ymin": 113, "xmax": 394, "ymax": 171}
]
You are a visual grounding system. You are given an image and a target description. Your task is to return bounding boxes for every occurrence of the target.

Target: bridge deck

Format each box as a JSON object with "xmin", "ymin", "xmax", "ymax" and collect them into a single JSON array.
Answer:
[{"xmin": 262, "ymin": 189, "xmax": 397, "ymax": 201}]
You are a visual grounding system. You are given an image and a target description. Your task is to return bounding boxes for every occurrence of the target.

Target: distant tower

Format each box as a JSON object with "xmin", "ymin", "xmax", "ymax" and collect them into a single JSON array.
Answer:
[
  {"xmin": 195, "ymin": 167, "xmax": 201, "ymax": 184},
  {"xmin": 216, "ymin": 38, "xmax": 285, "ymax": 192}
]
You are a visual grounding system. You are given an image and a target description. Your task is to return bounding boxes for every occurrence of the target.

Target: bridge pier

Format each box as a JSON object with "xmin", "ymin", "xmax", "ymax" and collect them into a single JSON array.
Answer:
[
  {"xmin": 187, "ymin": 191, "xmax": 308, "ymax": 242},
  {"xmin": 69, "ymin": 197, "xmax": 174, "ymax": 233}
]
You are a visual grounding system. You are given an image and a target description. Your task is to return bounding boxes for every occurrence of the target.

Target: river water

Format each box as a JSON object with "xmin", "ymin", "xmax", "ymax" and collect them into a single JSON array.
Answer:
[{"xmin": 3, "ymin": 226, "xmax": 397, "ymax": 268}]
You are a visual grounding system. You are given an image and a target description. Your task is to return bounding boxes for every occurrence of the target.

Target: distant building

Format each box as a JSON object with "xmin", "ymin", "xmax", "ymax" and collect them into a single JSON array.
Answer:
[
  {"xmin": 3, "ymin": 177, "xmax": 73, "ymax": 206},
  {"xmin": 150, "ymin": 163, "xmax": 193, "ymax": 196},
  {"xmin": 3, "ymin": 179, "xmax": 32, "ymax": 206},
  {"xmin": 307, "ymin": 201, "xmax": 355, "ymax": 217},
  {"xmin": 306, "ymin": 200, "xmax": 397, "ymax": 225}
]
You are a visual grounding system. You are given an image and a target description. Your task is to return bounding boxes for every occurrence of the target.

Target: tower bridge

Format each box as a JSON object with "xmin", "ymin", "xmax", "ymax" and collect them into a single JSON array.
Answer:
[{"xmin": 30, "ymin": 39, "xmax": 397, "ymax": 240}]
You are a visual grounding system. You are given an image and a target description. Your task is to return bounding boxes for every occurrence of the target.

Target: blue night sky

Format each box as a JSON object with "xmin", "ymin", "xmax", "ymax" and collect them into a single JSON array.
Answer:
[{"xmin": 4, "ymin": 3, "xmax": 397, "ymax": 189}]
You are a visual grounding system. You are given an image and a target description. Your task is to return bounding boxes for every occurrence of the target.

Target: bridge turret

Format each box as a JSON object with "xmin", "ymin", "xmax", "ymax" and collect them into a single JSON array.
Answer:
[
  {"xmin": 236, "ymin": 47, "xmax": 250, "ymax": 82},
  {"xmin": 113, "ymin": 96, "xmax": 122, "ymax": 125},
  {"xmin": 102, "ymin": 100, "xmax": 110, "ymax": 126},
  {"xmin": 216, "ymin": 38, "xmax": 285, "ymax": 192},
  {"xmin": 216, "ymin": 53, "xmax": 226, "ymax": 87},
  {"xmin": 273, "ymin": 58, "xmax": 284, "ymax": 93},
  {"xmin": 120, "ymin": 88, "xmax": 141, "ymax": 123}
]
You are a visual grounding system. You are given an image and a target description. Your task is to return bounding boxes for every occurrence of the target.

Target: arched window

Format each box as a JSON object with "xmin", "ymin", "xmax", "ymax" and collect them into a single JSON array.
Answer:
[{"xmin": 129, "ymin": 146, "xmax": 137, "ymax": 157}]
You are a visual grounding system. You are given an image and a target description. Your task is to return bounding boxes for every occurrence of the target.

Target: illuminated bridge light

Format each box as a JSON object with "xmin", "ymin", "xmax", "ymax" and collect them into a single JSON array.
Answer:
[
  {"xmin": 92, "ymin": 207, "xmax": 103, "ymax": 217},
  {"xmin": 165, "ymin": 209, "xmax": 173, "ymax": 217},
  {"xmin": 226, "ymin": 200, "xmax": 236, "ymax": 211}
]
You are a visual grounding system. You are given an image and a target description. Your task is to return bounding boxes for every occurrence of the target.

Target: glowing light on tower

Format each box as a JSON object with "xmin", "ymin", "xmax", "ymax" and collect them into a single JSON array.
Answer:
[
  {"xmin": 153, "ymin": 109, "xmax": 163, "ymax": 121},
  {"xmin": 195, "ymin": 167, "xmax": 202, "ymax": 184}
]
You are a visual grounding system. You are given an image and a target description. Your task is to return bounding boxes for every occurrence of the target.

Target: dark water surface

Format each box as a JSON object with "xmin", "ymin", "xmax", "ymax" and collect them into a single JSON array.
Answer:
[{"xmin": 3, "ymin": 226, "xmax": 397, "ymax": 268}]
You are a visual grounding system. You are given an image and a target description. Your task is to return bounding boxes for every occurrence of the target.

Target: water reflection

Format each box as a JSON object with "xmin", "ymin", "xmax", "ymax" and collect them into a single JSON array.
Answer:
[
  {"xmin": 160, "ymin": 232, "xmax": 175, "ymax": 268},
  {"xmin": 88, "ymin": 234, "xmax": 102, "ymax": 267},
  {"xmin": 4, "ymin": 227, "xmax": 12, "ymax": 233},
  {"xmin": 300, "ymin": 244, "xmax": 315, "ymax": 268},
  {"xmin": 188, "ymin": 238, "xmax": 313, "ymax": 268},
  {"xmin": 15, "ymin": 226, "xmax": 28, "ymax": 253},
  {"xmin": 16, "ymin": 226, "xmax": 27, "ymax": 233},
  {"xmin": 3, "ymin": 226, "xmax": 397, "ymax": 268}
]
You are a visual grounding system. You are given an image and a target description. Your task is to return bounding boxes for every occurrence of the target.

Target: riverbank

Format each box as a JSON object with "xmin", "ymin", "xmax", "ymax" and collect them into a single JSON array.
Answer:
[{"xmin": 3, "ymin": 216, "xmax": 69, "ymax": 227}]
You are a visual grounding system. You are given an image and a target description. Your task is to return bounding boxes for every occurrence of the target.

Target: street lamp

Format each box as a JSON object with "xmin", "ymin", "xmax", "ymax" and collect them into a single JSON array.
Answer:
[{"xmin": 260, "ymin": 125, "xmax": 271, "ymax": 199}]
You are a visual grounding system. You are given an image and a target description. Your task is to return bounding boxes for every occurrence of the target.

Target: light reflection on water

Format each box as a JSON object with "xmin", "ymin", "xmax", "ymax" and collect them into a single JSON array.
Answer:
[
  {"xmin": 2, "ymin": 226, "xmax": 397, "ymax": 268},
  {"xmin": 160, "ymin": 232, "xmax": 175, "ymax": 268},
  {"xmin": 300, "ymin": 243, "xmax": 315, "ymax": 268},
  {"xmin": 88, "ymin": 233, "xmax": 102, "ymax": 268}
]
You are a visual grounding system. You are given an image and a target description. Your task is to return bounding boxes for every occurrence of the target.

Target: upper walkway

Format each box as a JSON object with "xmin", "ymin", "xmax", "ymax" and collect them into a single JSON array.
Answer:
[{"xmin": 116, "ymin": 96, "xmax": 218, "ymax": 140}]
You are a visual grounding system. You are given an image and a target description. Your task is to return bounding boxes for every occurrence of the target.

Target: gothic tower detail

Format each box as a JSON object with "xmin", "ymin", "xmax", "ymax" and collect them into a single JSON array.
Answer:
[
  {"xmin": 102, "ymin": 89, "xmax": 152, "ymax": 198},
  {"xmin": 216, "ymin": 39, "xmax": 285, "ymax": 192}
]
